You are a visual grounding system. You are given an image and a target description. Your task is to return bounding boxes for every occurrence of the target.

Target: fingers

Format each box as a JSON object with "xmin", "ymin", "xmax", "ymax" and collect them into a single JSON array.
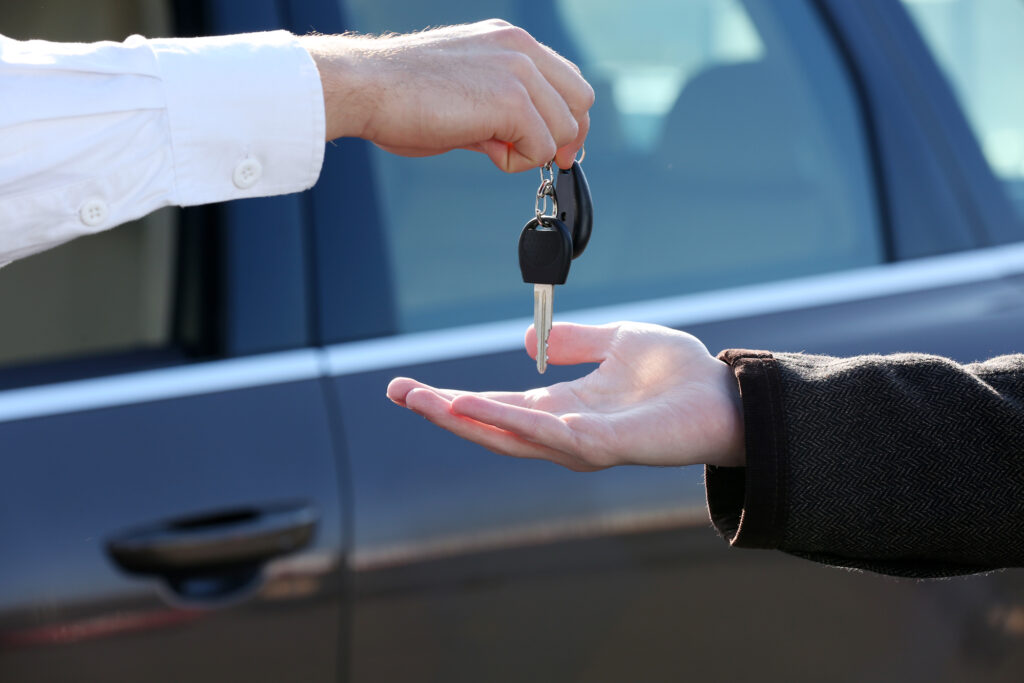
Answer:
[
  {"xmin": 525, "ymin": 322, "xmax": 618, "ymax": 365},
  {"xmin": 450, "ymin": 394, "xmax": 580, "ymax": 454},
  {"xmin": 387, "ymin": 377, "xmax": 430, "ymax": 407},
  {"xmin": 555, "ymin": 111, "xmax": 589, "ymax": 170},
  {"xmin": 527, "ymin": 48, "xmax": 593, "ymax": 168},
  {"xmin": 389, "ymin": 380, "xmax": 601, "ymax": 470},
  {"xmin": 403, "ymin": 388, "xmax": 589, "ymax": 468},
  {"xmin": 387, "ymin": 377, "xmax": 533, "ymax": 408},
  {"xmin": 506, "ymin": 57, "xmax": 588, "ymax": 171},
  {"xmin": 517, "ymin": 59, "xmax": 581, "ymax": 154},
  {"xmin": 479, "ymin": 22, "xmax": 591, "ymax": 171},
  {"xmin": 530, "ymin": 44, "xmax": 595, "ymax": 120}
]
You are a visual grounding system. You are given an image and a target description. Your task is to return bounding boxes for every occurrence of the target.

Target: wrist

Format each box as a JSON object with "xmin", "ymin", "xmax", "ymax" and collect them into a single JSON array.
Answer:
[{"xmin": 300, "ymin": 35, "xmax": 373, "ymax": 141}]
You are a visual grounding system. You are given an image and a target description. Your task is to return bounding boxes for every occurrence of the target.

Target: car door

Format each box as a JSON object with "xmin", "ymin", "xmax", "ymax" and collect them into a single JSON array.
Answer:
[
  {"xmin": 0, "ymin": 3, "xmax": 345, "ymax": 681},
  {"xmin": 315, "ymin": 0, "xmax": 1024, "ymax": 681}
]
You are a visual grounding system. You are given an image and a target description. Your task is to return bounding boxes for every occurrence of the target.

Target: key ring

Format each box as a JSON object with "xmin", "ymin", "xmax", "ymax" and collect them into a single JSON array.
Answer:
[{"xmin": 535, "ymin": 161, "xmax": 557, "ymax": 222}]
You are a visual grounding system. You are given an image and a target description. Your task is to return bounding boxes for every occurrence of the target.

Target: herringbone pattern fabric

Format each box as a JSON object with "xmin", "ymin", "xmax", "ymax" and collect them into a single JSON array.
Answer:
[{"xmin": 709, "ymin": 351, "xmax": 1024, "ymax": 578}]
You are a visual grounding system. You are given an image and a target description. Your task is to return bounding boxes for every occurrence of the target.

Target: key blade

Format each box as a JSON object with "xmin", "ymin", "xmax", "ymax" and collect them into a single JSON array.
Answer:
[{"xmin": 534, "ymin": 284, "xmax": 553, "ymax": 373}]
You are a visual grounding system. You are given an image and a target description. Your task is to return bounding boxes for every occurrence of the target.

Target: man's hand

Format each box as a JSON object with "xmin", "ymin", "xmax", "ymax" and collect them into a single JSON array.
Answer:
[
  {"xmin": 301, "ymin": 20, "xmax": 593, "ymax": 173},
  {"xmin": 386, "ymin": 322, "xmax": 746, "ymax": 471}
]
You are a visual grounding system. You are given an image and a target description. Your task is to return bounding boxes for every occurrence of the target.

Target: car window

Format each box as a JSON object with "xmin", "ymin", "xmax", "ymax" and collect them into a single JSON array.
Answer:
[
  {"xmin": 0, "ymin": 1, "xmax": 185, "ymax": 371},
  {"xmin": 345, "ymin": 0, "xmax": 884, "ymax": 333},
  {"xmin": 900, "ymin": 0, "xmax": 1024, "ymax": 223}
]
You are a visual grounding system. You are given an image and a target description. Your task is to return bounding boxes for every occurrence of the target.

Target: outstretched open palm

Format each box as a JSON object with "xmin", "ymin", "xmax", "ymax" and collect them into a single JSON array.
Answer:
[{"xmin": 387, "ymin": 322, "xmax": 745, "ymax": 471}]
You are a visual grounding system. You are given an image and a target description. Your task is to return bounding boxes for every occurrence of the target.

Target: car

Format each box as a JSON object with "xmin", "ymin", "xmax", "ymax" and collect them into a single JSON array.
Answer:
[{"xmin": 1, "ymin": 0, "xmax": 1023, "ymax": 681}]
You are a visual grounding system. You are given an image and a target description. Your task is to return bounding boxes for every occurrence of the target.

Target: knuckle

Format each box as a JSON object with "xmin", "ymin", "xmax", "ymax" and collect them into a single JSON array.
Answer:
[
  {"xmin": 556, "ymin": 118, "xmax": 580, "ymax": 147},
  {"xmin": 563, "ymin": 58, "xmax": 585, "ymax": 80},
  {"xmin": 567, "ymin": 85, "xmax": 595, "ymax": 116},
  {"xmin": 508, "ymin": 84, "xmax": 536, "ymax": 117},
  {"xmin": 580, "ymin": 82, "xmax": 596, "ymax": 109},
  {"xmin": 484, "ymin": 18, "xmax": 512, "ymax": 28},
  {"xmin": 497, "ymin": 24, "xmax": 534, "ymax": 48},
  {"xmin": 500, "ymin": 51, "xmax": 536, "ymax": 79}
]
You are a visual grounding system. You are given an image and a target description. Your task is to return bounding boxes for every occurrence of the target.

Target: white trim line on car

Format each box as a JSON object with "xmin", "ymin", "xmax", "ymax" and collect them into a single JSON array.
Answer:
[
  {"xmin": 324, "ymin": 241, "xmax": 1024, "ymax": 375},
  {"xmin": 0, "ymin": 349, "xmax": 322, "ymax": 424},
  {"xmin": 0, "ymin": 241, "xmax": 1021, "ymax": 423}
]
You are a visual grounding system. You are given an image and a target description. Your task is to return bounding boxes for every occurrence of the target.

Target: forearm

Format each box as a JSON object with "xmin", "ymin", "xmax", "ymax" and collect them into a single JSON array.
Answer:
[
  {"xmin": 0, "ymin": 31, "xmax": 324, "ymax": 264},
  {"xmin": 709, "ymin": 350, "xmax": 1024, "ymax": 577}
]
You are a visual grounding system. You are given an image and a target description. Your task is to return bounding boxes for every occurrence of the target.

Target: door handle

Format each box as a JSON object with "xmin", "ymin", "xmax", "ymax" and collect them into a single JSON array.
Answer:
[{"xmin": 107, "ymin": 502, "xmax": 318, "ymax": 576}]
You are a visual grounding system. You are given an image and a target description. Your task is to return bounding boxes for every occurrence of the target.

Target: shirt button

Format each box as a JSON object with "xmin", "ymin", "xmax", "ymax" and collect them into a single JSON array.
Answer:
[
  {"xmin": 233, "ymin": 158, "xmax": 263, "ymax": 189},
  {"xmin": 79, "ymin": 199, "xmax": 109, "ymax": 227}
]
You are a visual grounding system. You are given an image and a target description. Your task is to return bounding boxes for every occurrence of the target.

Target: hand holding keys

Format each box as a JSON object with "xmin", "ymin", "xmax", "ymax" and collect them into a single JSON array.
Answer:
[{"xmin": 518, "ymin": 157, "xmax": 593, "ymax": 373}]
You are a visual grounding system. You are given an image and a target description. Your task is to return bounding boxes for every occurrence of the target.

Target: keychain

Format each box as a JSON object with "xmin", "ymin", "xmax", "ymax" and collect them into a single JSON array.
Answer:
[{"xmin": 517, "ymin": 151, "xmax": 593, "ymax": 373}]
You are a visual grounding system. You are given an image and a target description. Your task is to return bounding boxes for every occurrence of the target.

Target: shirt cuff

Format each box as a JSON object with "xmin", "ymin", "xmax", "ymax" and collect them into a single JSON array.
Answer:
[
  {"xmin": 705, "ymin": 349, "xmax": 788, "ymax": 549},
  {"xmin": 146, "ymin": 30, "xmax": 325, "ymax": 207}
]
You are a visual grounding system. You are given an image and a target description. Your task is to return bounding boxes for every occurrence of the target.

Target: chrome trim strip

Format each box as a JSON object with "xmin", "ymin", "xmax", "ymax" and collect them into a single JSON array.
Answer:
[
  {"xmin": 0, "ymin": 241, "xmax": 1020, "ymax": 423},
  {"xmin": 0, "ymin": 349, "xmax": 322, "ymax": 424},
  {"xmin": 325, "ymin": 241, "xmax": 1024, "ymax": 376},
  {"xmin": 351, "ymin": 506, "xmax": 709, "ymax": 571}
]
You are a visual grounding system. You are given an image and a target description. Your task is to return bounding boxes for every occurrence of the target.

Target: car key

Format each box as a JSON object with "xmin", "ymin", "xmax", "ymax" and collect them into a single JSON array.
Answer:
[
  {"xmin": 555, "ymin": 158, "xmax": 593, "ymax": 259},
  {"xmin": 519, "ymin": 215, "xmax": 573, "ymax": 373}
]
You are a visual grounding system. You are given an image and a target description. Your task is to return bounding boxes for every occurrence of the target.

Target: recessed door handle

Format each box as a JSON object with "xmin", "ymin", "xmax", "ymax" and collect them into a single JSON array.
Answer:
[{"xmin": 107, "ymin": 502, "xmax": 318, "ymax": 576}]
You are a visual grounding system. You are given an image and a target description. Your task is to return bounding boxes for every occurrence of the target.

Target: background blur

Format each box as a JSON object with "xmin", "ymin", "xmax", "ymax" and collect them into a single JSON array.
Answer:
[{"xmin": 1, "ymin": 0, "xmax": 1023, "ymax": 682}]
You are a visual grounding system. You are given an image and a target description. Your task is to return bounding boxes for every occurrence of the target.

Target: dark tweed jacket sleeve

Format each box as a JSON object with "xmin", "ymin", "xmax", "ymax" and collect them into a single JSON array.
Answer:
[{"xmin": 705, "ymin": 350, "xmax": 1024, "ymax": 578}]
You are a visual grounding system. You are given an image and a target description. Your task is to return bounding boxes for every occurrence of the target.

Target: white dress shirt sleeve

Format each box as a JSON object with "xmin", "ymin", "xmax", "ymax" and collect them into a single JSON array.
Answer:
[{"xmin": 0, "ymin": 30, "xmax": 326, "ymax": 265}]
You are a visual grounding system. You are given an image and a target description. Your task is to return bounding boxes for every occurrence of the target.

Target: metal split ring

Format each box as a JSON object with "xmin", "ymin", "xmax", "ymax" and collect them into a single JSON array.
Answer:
[{"xmin": 535, "ymin": 162, "xmax": 558, "ymax": 220}]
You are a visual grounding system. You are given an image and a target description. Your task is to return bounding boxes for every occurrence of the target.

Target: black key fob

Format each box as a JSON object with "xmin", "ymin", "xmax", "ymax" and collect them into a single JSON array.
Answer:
[
  {"xmin": 518, "ymin": 216, "xmax": 572, "ymax": 285},
  {"xmin": 555, "ymin": 160, "xmax": 593, "ymax": 260}
]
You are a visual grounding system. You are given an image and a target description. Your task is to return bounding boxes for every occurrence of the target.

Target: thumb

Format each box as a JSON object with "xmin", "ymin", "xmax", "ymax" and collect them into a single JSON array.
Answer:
[{"xmin": 525, "ymin": 322, "xmax": 618, "ymax": 365}]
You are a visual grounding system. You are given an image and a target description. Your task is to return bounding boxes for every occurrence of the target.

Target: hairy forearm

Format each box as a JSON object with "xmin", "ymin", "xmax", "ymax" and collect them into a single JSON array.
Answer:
[{"xmin": 300, "ymin": 34, "xmax": 373, "ymax": 141}]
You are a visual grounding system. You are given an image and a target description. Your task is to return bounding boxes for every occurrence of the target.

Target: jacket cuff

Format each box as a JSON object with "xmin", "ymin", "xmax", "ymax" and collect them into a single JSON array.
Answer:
[
  {"xmin": 146, "ymin": 30, "xmax": 325, "ymax": 207},
  {"xmin": 705, "ymin": 350, "xmax": 788, "ymax": 549}
]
